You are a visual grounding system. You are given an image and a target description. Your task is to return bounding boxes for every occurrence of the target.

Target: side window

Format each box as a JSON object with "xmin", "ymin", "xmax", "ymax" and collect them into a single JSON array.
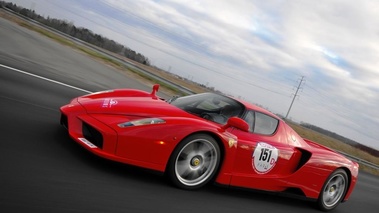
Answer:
[
  {"xmin": 243, "ymin": 110, "xmax": 255, "ymax": 132},
  {"xmin": 254, "ymin": 112, "xmax": 279, "ymax": 135}
]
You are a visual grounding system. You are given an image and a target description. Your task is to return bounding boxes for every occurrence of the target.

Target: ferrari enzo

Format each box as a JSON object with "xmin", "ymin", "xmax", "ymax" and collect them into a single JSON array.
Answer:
[{"xmin": 60, "ymin": 84, "xmax": 358, "ymax": 211}]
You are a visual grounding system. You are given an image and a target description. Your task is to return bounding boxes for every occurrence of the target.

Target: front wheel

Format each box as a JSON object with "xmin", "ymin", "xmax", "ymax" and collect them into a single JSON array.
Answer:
[
  {"xmin": 317, "ymin": 169, "xmax": 348, "ymax": 211},
  {"xmin": 167, "ymin": 134, "xmax": 221, "ymax": 190}
]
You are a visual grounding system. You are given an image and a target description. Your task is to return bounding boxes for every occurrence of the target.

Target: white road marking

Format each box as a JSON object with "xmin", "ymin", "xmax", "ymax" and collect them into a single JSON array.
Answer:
[{"xmin": 0, "ymin": 63, "xmax": 92, "ymax": 94}]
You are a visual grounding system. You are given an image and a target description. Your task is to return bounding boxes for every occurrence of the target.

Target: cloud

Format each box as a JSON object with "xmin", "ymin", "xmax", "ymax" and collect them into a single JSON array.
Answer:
[{"xmin": 9, "ymin": 0, "xmax": 379, "ymax": 149}]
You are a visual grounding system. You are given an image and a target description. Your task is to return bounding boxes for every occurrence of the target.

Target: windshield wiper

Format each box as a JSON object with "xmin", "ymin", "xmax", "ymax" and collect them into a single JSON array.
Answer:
[{"xmin": 167, "ymin": 95, "xmax": 179, "ymax": 103}]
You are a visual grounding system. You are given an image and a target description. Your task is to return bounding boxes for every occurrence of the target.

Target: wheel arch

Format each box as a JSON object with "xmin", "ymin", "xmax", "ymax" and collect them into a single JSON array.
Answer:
[
  {"xmin": 339, "ymin": 166, "xmax": 352, "ymax": 202},
  {"xmin": 316, "ymin": 167, "xmax": 350, "ymax": 211},
  {"xmin": 164, "ymin": 130, "xmax": 226, "ymax": 173}
]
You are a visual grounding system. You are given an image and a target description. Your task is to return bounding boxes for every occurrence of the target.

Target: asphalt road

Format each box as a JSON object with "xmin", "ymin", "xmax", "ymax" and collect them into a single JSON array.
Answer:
[{"xmin": 1, "ymin": 16, "xmax": 378, "ymax": 213}]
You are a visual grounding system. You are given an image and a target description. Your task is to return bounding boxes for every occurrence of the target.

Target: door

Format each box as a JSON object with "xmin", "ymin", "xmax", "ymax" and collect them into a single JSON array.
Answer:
[{"xmin": 229, "ymin": 111, "xmax": 299, "ymax": 191}]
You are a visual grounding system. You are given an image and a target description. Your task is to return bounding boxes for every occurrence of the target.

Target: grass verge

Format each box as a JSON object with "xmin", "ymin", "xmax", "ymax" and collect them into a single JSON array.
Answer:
[
  {"xmin": 1, "ymin": 10, "xmax": 378, "ymax": 175},
  {"xmin": 289, "ymin": 122, "xmax": 379, "ymax": 176},
  {"xmin": 6, "ymin": 13, "xmax": 185, "ymax": 96}
]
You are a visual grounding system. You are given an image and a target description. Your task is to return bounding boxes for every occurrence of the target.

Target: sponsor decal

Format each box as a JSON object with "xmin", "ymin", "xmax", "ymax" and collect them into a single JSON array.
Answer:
[
  {"xmin": 102, "ymin": 98, "xmax": 118, "ymax": 108},
  {"xmin": 78, "ymin": 138, "xmax": 97, "ymax": 148},
  {"xmin": 252, "ymin": 142, "xmax": 279, "ymax": 174}
]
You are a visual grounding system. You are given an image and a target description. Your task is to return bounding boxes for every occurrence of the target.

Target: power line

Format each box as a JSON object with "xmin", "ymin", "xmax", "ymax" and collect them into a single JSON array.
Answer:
[
  {"xmin": 285, "ymin": 76, "xmax": 305, "ymax": 119},
  {"xmin": 47, "ymin": 1, "xmax": 294, "ymax": 96}
]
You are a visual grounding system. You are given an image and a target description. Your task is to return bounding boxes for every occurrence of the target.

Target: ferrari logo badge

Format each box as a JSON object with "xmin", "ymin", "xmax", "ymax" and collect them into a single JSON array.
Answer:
[{"xmin": 228, "ymin": 138, "xmax": 237, "ymax": 148}]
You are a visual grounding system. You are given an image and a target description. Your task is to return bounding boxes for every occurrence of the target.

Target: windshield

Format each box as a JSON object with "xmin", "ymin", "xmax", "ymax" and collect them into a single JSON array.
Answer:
[{"xmin": 170, "ymin": 93, "xmax": 245, "ymax": 124}]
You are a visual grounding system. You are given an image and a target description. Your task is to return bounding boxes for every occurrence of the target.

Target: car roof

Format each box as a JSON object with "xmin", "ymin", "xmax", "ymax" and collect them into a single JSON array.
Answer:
[
  {"xmin": 231, "ymin": 96, "xmax": 282, "ymax": 120},
  {"xmin": 181, "ymin": 92, "xmax": 282, "ymax": 121}
]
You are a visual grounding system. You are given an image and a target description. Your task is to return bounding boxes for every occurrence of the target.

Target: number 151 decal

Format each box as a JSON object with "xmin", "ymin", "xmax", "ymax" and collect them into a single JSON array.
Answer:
[{"xmin": 252, "ymin": 142, "xmax": 279, "ymax": 174}]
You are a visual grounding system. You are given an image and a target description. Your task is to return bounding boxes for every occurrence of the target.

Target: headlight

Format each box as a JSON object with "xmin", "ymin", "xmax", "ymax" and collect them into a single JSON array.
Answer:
[{"xmin": 118, "ymin": 118, "xmax": 166, "ymax": 128}]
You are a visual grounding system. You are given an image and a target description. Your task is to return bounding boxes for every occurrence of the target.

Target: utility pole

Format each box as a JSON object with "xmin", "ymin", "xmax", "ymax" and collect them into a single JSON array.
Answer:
[{"xmin": 285, "ymin": 76, "xmax": 305, "ymax": 120}]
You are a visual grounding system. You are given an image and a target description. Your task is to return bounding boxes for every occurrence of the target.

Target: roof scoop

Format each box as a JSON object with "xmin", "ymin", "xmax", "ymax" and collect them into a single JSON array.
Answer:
[{"xmin": 151, "ymin": 84, "xmax": 160, "ymax": 99}]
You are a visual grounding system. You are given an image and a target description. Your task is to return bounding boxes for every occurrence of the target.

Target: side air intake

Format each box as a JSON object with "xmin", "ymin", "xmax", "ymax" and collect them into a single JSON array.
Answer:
[{"xmin": 82, "ymin": 122, "xmax": 103, "ymax": 149}]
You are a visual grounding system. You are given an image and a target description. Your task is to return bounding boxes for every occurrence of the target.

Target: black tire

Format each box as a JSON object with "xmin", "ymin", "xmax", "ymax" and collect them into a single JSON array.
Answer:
[
  {"xmin": 167, "ymin": 134, "xmax": 221, "ymax": 190},
  {"xmin": 317, "ymin": 169, "xmax": 348, "ymax": 211}
]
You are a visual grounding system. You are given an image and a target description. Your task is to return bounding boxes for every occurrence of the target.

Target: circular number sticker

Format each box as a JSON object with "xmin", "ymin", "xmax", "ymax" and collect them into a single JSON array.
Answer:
[{"xmin": 252, "ymin": 142, "xmax": 279, "ymax": 174}]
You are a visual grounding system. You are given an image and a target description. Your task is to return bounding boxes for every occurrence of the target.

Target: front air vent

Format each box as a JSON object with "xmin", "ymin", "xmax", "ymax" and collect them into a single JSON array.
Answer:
[{"xmin": 82, "ymin": 122, "xmax": 103, "ymax": 149}]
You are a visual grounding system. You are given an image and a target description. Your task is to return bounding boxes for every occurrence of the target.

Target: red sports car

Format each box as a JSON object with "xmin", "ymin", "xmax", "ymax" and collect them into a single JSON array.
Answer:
[{"xmin": 60, "ymin": 84, "xmax": 358, "ymax": 211}]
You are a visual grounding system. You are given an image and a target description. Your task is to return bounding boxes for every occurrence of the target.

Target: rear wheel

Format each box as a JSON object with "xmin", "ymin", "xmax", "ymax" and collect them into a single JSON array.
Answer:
[
  {"xmin": 167, "ymin": 134, "xmax": 220, "ymax": 190},
  {"xmin": 317, "ymin": 169, "xmax": 348, "ymax": 211}
]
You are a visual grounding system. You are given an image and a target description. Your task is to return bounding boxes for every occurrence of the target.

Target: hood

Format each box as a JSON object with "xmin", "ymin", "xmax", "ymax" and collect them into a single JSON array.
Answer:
[{"xmin": 77, "ymin": 95, "xmax": 190, "ymax": 118}]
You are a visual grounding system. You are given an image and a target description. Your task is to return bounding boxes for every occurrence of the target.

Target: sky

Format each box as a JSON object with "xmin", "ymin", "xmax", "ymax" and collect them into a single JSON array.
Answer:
[{"xmin": 8, "ymin": 0, "xmax": 379, "ymax": 150}]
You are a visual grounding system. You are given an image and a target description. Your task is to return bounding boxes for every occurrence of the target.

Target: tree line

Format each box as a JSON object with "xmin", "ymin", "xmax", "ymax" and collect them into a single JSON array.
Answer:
[
  {"xmin": 2, "ymin": 1, "xmax": 378, "ymax": 157},
  {"xmin": 0, "ymin": 1, "xmax": 150, "ymax": 65}
]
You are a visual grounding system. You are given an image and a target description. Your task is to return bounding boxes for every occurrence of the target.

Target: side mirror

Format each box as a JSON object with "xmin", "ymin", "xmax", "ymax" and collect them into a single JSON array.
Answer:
[
  {"xmin": 222, "ymin": 117, "xmax": 249, "ymax": 132},
  {"xmin": 151, "ymin": 84, "xmax": 160, "ymax": 99}
]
